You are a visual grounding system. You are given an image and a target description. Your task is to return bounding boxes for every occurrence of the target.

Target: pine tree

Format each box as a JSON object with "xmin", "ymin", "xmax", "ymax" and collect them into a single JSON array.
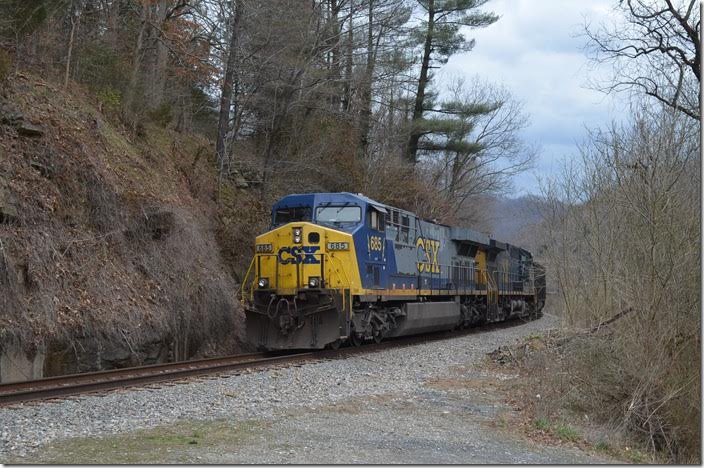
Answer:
[{"xmin": 406, "ymin": 0, "xmax": 498, "ymax": 164}]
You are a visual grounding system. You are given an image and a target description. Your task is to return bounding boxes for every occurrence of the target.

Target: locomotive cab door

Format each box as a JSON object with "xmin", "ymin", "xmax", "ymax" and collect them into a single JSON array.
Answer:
[{"xmin": 365, "ymin": 206, "xmax": 386, "ymax": 289}]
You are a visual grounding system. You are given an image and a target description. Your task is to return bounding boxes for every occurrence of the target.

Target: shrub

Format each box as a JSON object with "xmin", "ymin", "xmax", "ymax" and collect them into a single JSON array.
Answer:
[
  {"xmin": 556, "ymin": 424, "xmax": 580, "ymax": 442},
  {"xmin": 97, "ymin": 87, "xmax": 121, "ymax": 114},
  {"xmin": 147, "ymin": 102, "xmax": 173, "ymax": 128},
  {"xmin": 540, "ymin": 107, "xmax": 700, "ymax": 463},
  {"xmin": 0, "ymin": 48, "xmax": 12, "ymax": 84},
  {"xmin": 534, "ymin": 417, "xmax": 550, "ymax": 431}
]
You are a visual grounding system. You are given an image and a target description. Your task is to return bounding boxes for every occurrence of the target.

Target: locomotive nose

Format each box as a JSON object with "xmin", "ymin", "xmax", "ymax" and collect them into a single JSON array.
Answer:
[{"xmin": 257, "ymin": 223, "xmax": 327, "ymax": 292}]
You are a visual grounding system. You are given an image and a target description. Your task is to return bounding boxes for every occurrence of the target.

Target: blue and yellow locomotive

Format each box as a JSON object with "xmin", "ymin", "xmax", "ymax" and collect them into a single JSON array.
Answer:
[{"xmin": 243, "ymin": 192, "xmax": 545, "ymax": 350}]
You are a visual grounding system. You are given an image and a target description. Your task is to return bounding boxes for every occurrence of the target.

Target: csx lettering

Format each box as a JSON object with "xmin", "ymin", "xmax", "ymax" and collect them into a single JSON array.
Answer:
[
  {"xmin": 277, "ymin": 246, "xmax": 321, "ymax": 264},
  {"xmin": 416, "ymin": 237, "xmax": 440, "ymax": 273},
  {"xmin": 369, "ymin": 235, "xmax": 383, "ymax": 251}
]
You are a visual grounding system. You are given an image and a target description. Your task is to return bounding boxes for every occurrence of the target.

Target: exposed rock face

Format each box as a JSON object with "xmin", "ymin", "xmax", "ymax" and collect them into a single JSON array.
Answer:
[
  {"xmin": 0, "ymin": 73, "xmax": 247, "ymax": 384},
  {"xmin": 16, "ymin": 122, "xmax": 45, "ymax": 138},
  {"xmin": 41, "ymin": 337, "xmax": 171, "ymax": 377},
  {"xmin": 0, "ymin": 109, "xmax": 23, "ymax": 125},
  {"xmin": 0, "ymin": 345, "xmax": 45, "ymax": 383},
  {"xmin": 1, "ymin": 99, "xmax": 45, "ymax": 137},
  {"xmin": 0, "ymin": 177, "xmax": 18, "ymax": 222}
]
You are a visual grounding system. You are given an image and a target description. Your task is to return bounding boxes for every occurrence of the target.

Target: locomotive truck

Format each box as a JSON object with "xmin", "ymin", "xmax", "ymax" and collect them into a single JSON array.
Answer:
[{"xmin": 243, "ymin": 192, "xmax": 545, "ymax": 350}]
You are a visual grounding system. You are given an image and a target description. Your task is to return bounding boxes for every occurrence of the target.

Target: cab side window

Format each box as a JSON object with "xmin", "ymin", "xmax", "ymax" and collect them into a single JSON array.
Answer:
[
  {"xmin": 367, "ymin": 207, "xmax": 385, "ymax": 231},
  {"xmin": 401, "ymin": 215, "xmax": 409, "ymax": 243}
]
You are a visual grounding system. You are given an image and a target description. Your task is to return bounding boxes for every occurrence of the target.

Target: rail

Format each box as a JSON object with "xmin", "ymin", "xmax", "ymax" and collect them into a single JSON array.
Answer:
[
  {"xmin": 0, "ymin": 352, "xmax": 311, "ymax": 406},
  {"xmin": 0, "ymin": 318, "xmax": 531, "ymax": 407}
]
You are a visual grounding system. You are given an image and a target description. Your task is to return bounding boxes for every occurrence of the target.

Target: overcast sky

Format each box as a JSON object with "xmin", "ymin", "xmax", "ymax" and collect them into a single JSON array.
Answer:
[{"xmin": 439, "ymin": 0, "xmax": 629, "ymax": 195}]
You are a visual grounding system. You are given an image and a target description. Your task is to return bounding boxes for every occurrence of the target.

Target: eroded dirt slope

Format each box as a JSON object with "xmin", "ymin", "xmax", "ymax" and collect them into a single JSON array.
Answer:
[{"xmin": 0, "ymin": 73, "xmax": 255, "ymax": 378}]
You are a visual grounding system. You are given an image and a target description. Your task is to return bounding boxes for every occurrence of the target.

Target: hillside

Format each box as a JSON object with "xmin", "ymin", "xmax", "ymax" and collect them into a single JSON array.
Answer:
[
  {"xmin": 466, "ymin": 195, "xmax": 547, "ymax": 251},
  {"xmin": 0, "ymin": 73, "xmax": 262, "ymax": 381}
]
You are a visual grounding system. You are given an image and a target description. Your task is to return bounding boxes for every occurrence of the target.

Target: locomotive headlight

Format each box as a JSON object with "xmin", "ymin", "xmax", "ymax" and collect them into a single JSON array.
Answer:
[
  {"xmin": 308, "ymin": 276, "xmax": 320, "ymax": 288},
  {"xmin": 257, "ymin": 277, "xmax": 269, "ymax": 289},
  {"xmin": 292, "ymin": 228, "xmax": 302, "ymax": 243}
]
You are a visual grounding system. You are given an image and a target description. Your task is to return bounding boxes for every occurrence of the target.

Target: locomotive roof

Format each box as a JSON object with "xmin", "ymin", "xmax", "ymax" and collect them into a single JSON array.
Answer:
[
  {"xmin": 273, "ymin": 192, "xmax": 391, "ymax": 213},
  {"xmin": 273, "ymin": 192, "xmax": 532, "ymax": 257}
]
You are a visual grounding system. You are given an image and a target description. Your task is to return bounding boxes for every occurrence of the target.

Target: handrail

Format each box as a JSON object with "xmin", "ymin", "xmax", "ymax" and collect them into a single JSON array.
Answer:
[
  {"xmin": 240, "ymin": 256, "xmax": 256, "ymax": 304},
  {"xmin": 414, "ymin": 262, "xmax": 535, "ymax": 294},
  {"xmin": 242, "ymin": 250, "xmax": 536, "ymax": 298}
]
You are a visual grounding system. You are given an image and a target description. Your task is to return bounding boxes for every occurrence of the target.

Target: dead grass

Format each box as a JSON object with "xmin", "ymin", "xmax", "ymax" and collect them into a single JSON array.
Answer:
[{"xmin": 481, "ymin": 332, "xmax": 666, "ymax": 464}]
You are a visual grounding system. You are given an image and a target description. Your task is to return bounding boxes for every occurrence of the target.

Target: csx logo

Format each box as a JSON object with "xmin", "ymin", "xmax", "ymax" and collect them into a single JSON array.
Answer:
[
  {"xmin": 416, "ymin": 237, "xmax": 440, "ymax": 273},
  {"xmin": 277, "ymin": 246, "xmax": 321, "ymax": 264}
]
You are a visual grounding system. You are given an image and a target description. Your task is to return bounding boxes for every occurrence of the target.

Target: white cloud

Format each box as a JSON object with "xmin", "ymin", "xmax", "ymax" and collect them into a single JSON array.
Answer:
[{"xmin": 433, "ymin": 0, "xmax": 629, "ymax": 194}]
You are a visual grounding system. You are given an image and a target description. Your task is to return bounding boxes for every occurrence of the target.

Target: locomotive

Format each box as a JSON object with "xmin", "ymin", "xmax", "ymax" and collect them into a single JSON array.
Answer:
[{"xmin": 243, "ymin": 192, "xmax": 545, "ymax": 350}]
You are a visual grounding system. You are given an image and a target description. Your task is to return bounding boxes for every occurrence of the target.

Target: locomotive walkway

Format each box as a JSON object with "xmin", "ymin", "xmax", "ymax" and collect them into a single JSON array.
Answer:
[{"xmin": 0, "ymin": 314, "xmax": 619, "ymax": 464}]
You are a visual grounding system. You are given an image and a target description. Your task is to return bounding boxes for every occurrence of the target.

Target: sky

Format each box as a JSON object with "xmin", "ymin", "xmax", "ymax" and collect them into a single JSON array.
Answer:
[{"xmin": 439, "ymin": 0, "xmax": 629, "ymax": 195}]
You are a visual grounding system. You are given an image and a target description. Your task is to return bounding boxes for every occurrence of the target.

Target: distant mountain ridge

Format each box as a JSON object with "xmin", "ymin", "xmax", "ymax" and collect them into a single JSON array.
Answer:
[{"xmin": 469, "ymin": 195, "xmax": 548, "ymax": 250}]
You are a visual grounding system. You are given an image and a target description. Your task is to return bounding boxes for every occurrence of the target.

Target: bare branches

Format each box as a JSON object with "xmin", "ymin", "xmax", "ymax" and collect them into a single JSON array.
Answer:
[
  {"xmin": 418, "ymin": 76, "xmax": 534, "ymax": 221},
  {"xmin": 585, "ymin": 0, "xmax": 700, "ymax": 120},
  {"xmin": 538, "ymin": 103, "xmax": 700, "ymax": 461}
]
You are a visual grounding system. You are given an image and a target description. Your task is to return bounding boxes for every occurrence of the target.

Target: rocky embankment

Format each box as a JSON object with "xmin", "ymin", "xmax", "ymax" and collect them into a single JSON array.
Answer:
[{"xmin": 0, "ymin": 74, "xmax": 257, "ymax": 383}]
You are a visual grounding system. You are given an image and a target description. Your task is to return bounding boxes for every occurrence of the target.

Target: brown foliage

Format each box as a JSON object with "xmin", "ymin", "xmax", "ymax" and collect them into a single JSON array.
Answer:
[{"xmin": 538, "ymin": 106, "xmax": 700, "ymax": 463}]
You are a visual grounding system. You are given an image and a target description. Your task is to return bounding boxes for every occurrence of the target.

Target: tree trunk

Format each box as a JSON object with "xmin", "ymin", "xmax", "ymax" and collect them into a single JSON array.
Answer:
[
  {"xmin": 216, "ymin": 0, "xmax": 243, "ymax": 173},
  {"xmin": 357, "ymin": 0, "xmax": 374, "ymax": 158},
  {"xmin": 151, "ymin": 0, "xmax": 170, "ymax": 108},
  {"xmin": 341, "ymin": 0, "xmax": 354, "ymax": 112},
  {"xmin": 406, "ymin": 0, "xmax": 435, "ymax": 164},
  {"xmin": 63, "ymin": 2, "xmax": 81, "ymax": 88},
  {"xmin": 106, "ymin": 0, "xmax": 120, "ymax": 50},
  {"xmin": 122, "ymin": 3, "xmax": 149, "ymax": 129},
  {"xmin": 329, "ymin": 0, "xmax": 341, "ymax": 110}
]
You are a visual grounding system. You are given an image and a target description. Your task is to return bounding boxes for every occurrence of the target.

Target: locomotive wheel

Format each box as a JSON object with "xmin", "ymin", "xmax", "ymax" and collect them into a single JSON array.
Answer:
[
  {"xmin": 349, "ymin": 325, "xmax": 362, "ymax": 347},
  {"xmin": 372, "ymin": 330, "xmax": 383, "ymax": 344},
  {"xmin": 326, "ymin": 339, "xmax": 342, "ymax": 350}
]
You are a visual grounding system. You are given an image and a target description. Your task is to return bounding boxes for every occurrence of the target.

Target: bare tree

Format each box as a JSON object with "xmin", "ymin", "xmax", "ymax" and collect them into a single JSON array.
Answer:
[
  {"xmin": 63, "ymin": 0, "xmax": 83, "ymax": 87},
  {"xmin": 421, "ymin": 76, "xmax": 534, "ymax": 221},
  {"xmin": 585, "ymin": 0, "xmax": 701, "ymax": 120},
  {"xmin": 355, "ymin": 0, "xmax": 410, "ymax": 159},
  {"xmin": 538, "ymin": 104, "xmax": 700, "ymax": 460},
  {"xmin": 216, "ymin": 0, "xmax": 243, "ymax": 172}
]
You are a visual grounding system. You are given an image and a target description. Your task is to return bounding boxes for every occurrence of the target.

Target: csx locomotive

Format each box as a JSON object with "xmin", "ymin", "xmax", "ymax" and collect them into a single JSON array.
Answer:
[{"xmin": 243, "ymin": 192, "xmax": 545, "ymax": 350}]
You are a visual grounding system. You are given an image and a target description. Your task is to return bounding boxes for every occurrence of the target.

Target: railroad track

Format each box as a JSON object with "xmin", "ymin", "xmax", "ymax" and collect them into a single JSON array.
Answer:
[
  {"xmin": 0, "ymin": 317, "xmax": 532, "ymax": 407},
  {"xmin": 0, "ymin": 351, "xmax": 317, "ymax": 407}
]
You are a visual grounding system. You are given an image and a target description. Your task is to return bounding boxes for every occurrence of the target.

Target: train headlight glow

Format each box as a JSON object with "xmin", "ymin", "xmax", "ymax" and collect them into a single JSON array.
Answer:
[
  {"xmin": 292, "ymin": 228, "xmax": 302, "ymax": 243},
  {"xmin": 308, "ymin": 276, "xmax": 320, "ymax": 288},
  {"xmin": 257, "ymin": 277, "xmax": 269, "ymax": 289}
]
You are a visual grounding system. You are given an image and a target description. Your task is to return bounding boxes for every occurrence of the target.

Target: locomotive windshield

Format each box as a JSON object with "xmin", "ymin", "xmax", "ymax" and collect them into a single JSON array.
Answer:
[
  {"xmin": 272, "ymin": 206, "xmax": 312, "ymax": 227},
  {"xmin": 316, "ymin": 205, "xmax": 361, "ymax": 227}
]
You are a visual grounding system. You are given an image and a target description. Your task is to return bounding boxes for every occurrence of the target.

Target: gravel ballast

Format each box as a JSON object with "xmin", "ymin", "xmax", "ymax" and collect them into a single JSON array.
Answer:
[{"xmin": 0, "ymin": 314, "xmax": 616, "ymax": 463}]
